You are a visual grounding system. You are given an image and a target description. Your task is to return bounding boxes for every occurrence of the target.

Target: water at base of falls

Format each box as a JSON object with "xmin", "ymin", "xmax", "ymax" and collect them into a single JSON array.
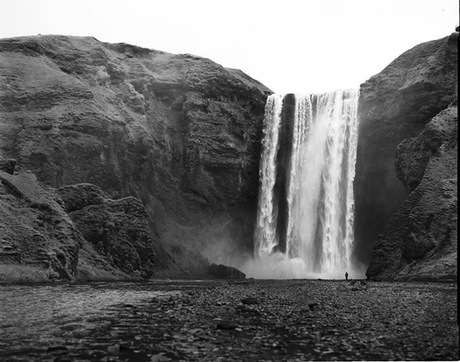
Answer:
[{"xmin": 253, "ymin": 90, "xmax": 359, "ymax": 279}]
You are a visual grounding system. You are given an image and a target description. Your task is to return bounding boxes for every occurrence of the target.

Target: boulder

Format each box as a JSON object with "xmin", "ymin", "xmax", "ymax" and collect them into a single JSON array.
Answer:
[{"xmin": 208, "ymin": 263, "xmax": 246, "ymax": 279}]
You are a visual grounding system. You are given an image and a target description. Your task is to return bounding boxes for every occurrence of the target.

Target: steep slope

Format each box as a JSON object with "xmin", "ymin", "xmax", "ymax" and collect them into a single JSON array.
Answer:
[
  {"xmin": 0, "ymin": 35, "xmax": 271, "ymax": 276},
  {"xmin": 366, "ymin": 106, "xmax": 457, "ymax": 280},
  {"xmin": 354, "ymin": 32, "xmax": 458, "ymax": 270}
]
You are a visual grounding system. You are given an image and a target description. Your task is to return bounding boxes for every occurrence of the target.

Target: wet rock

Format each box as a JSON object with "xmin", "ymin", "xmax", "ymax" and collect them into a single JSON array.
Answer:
[
  {"xmin": 208, "ymin": 263, "xmax": 246, "ymax": 279},
  {"xmin": 53, "ymin": 358, "xmax": 72, "ymax": 362},
  {"xmin": 236, "ymin": 305, "xmax": 261, "ymax": 316},
  {"xmin": 216, "ymin": 321, "xmax": 238, "ymax": 330},
  {"xmin": 150, "ymin": 353, "xmax": 172, "ymax": 361},
  {"xmin": 107, "ymin": 344, "xmax": 120, "ymax": 354},
  {"xmin": 241, "ymin": 296, "xmax": 258, "ymax": 305},
  {"xmin": 47, "ymin": 345, "xmax": 68, "ymax": 352}
]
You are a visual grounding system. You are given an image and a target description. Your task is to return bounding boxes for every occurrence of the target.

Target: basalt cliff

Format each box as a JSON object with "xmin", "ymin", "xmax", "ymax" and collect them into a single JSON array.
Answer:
[
  {"xmin": 0, "ymin": 35, "xmax": 271, "ymax": 282},
  {"xmin": 356, "ymin": 32, "xmax": 458, "ymax": 280}
]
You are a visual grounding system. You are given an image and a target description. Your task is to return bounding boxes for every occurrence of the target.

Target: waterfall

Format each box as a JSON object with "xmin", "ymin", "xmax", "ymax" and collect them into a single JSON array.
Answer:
[
  {"xmin": 254, "ymin": 89, "xmax": 359, "ymax": 278},
  {"xmin": 254, "ymin": 94, "xmax": 284, "ymax": 256}
]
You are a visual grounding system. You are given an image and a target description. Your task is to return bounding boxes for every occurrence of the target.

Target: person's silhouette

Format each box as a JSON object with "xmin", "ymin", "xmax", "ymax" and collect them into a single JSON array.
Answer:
[{"xmin": 345, "ymin": 271, "xmax": 349, "ymax": 281}]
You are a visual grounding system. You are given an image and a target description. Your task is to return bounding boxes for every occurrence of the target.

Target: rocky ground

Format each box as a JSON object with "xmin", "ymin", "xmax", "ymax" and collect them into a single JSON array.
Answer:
[{"xmin": 0, "ymin": 279, "xmax": 457, "ymax": 361}]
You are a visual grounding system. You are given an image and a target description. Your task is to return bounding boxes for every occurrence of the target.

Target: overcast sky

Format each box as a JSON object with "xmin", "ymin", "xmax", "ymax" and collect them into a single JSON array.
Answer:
[{"xmin": 0, "ymin": 0, "xmax": 458, "ymax": 93}]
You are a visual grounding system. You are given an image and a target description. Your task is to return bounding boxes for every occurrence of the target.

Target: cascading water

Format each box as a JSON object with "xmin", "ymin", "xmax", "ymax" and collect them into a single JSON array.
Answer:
[{"xmin": 253, "ymin": 89, "xmax": 359, "ymax": 279}]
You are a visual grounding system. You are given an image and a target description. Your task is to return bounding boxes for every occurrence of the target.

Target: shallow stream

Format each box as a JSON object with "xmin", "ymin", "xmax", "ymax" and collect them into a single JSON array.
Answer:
[{"xmin": 0, "ymin": 280, "xmax": 214, "ymax": 361}]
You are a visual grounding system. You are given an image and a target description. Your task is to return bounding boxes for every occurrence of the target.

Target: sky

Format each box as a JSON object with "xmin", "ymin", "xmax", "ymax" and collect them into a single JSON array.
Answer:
[{"xmin": 0, "ymin": 0, "xmax": 458, "ymax": 94}]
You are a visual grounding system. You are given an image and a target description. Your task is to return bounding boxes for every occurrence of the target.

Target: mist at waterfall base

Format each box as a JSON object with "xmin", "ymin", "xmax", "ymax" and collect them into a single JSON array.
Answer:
[{"xmin": 240, "ymin": 90, "xmax": 366, "ymax": 280}]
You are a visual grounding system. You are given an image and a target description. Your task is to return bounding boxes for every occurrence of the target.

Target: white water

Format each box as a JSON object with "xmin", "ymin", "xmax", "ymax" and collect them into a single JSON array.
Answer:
[
  {"xmin": 253, "ymin": 94, "xmax": 284, "ymax": 256},
  {"xmin": 251, "ymin": 90, "xmax": 359, "ymax": 279}
]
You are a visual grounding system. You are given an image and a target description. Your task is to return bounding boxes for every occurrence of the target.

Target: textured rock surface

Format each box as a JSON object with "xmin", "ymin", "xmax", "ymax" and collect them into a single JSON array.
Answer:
[
  {"xmin": 0, "ymin": 158, "xmax": 16, "ymax": 174},
  {"xmin": 0, "ymin": 169, "xmax": 80, "ymax": 281},
  {"xmin": 208, "ymin": 263, "xmax": 246, "ymax": 279},
  {"xmin": 366, "ymin": 106, "xmax": 457, "ymax": 280},
  {"xmin": 395, "ymin": 107, "xmax": 458, "ymax": 192},
  {"xmin": 0, "ymin": 35, "xmax": 271, "ymax": 276},
  {"xmin": 354, "ymin": 32, "xmax": 458, "ymax": 268},
  {"xmin": 58, "ymin": 183, "xmax": 156, "ymax": 279},
  {"xmin": 0, "ymin": 170, "xmax": 141, "ymax": 282}
]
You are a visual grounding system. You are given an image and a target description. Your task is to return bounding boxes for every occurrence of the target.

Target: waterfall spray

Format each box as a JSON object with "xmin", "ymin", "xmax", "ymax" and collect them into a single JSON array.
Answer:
[{"xmin": 252, "ymin": 90, "xmax": 359, "ymax": 279}]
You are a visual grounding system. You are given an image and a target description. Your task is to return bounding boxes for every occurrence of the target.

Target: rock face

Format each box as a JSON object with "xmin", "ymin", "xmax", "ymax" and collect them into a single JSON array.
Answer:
[
  {"xmin": 354, "ymin": 32, "xmax": 458, "ymax": 272},
  {"xmin": 57, "ymin": 183, "xmax": 156, "ymax": 279},
  {"xmin": 0, "ymin": 167, "xmax": 145, "ymax": 282},
  {"xmin": 366, "ymin": 106, "xmax": 457, "ymax": 280},
  {"xmin": 0, "ymin": 158, "xmax": 16, "ymax": 174},
  {"xmin": 0, "ymin": 168, "xmax": 80, "ymax": 281},
  {"xmin": 0, "ymin": 35, "xmax": 271, "ymax": 278}
]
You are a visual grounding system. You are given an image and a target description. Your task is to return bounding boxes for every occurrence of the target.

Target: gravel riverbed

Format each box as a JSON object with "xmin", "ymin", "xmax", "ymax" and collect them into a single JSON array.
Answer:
[{"xmin": 0, "ymin": 279, "xmax": 457, "ymax": 361}]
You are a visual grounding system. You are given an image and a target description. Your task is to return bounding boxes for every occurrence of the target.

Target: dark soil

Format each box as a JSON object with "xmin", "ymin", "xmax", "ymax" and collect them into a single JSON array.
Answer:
[{"xmin": 0, "ymin": 279, "xmax": 458, "ymax": 361}]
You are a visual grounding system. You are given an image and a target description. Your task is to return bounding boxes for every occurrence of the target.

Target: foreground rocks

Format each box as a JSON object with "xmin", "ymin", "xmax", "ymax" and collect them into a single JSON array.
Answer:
[
  {"xmin": 0, "ymin": 35, "xmax": 271, "ymax": 278},
  {"xmin": 0, "ymin": 279, "xmax": 457, "ymax": 361}
]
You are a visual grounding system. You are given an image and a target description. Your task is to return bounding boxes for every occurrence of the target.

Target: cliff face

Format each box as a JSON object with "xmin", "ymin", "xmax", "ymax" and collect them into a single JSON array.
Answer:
[
  {"xmin": 366, "ymin": 106, "xmax": 457, "ymax": 280},
  {"xmin": 0, "ymin": 166, "xmax": 144, "ymax": 282},
  {"xmin": 0, "ymin": 35, "xmax": 271, "ymax": 280},
  {"xmin": 57, "ymin": 183, "xmax": 157, "ymax": 279},
  {"xmin": 354, "ymin": 32, "xmax": 458, "ymax": 271}
]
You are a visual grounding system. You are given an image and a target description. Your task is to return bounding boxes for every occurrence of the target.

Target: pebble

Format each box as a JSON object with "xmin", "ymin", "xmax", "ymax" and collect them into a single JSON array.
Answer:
[{"xmin": 1, "ymin": 280, "xmax": 457, "ymax": 361}]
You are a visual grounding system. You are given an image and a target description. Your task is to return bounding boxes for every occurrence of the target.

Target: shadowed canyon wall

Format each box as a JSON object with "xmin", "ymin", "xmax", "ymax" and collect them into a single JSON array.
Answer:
[
  {"xmin": 0, "ymin": 35, "xmax": 271, "ymax": 281},
  {"xmin": 355, "ymin": 32, "xmax": 458, "ymax": 280}
]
